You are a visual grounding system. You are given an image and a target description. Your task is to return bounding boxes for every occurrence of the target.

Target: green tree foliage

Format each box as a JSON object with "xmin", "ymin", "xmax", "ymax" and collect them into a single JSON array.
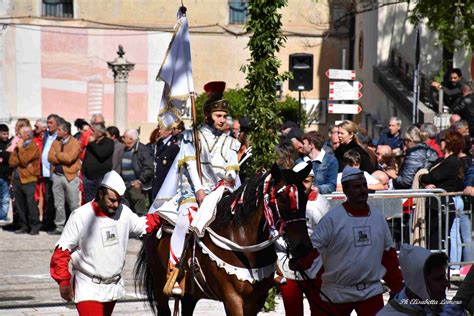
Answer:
[
  {"xmin": 408, "ymin": 0, "xmax": 474, "ymax": 51},
  {"xmin": 263, "ymin": 286, "xmax": 276, "ymax": 312},
  {"xmin": 241, "ymin": 0, "xmax": 290, "ymax": 172},
  {"xmin": 195, "ymin": 1, "xmax": 295, "ymax": 174},
  {"xmin": 278, "ymin": 96, "xmax": 306, "ymax": 126}
]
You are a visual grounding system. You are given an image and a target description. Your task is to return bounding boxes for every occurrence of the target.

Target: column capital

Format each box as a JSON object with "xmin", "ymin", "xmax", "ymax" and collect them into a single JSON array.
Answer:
[
  {"xmin": 107, "ymin": 45, "xmax": 135, "ymax": 82},
  {"xmin": 108, "ymin": 62, "xmax": 135, "ymax": 82}
]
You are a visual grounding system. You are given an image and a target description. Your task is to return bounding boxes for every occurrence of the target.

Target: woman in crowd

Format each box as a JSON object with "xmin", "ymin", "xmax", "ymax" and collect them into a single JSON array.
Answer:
[
  {"xmin": 334, "ymin": 120, "xmax": 375, "ymax": 173},
  {"xmin": 420, "ymin": 122, "xmax": 442, "ymax": 157},
  {"xmin": 275, "ymin": 139, "xmax": 299, "ymax": 169},
  {"xmin": 420, "ymin": 130, "xmax": 465, "ymax": 250},
  {"xmin": 7, "ymin": 118, "xmax": 31, "ymax": 153},
  {"xmin": 73, "ymin": 118, "xmax": 90, "ymax": 141},
  {"xmin": 450, "ymin": 134, "xmax": 472, "ymax": 274},
  {"xmin": 393, "ymin": 126, "xmax": 438, "ymax": 189},
  {"xmin": 146, "ymin": 127, "xmax": 160, "ymax": 153}
]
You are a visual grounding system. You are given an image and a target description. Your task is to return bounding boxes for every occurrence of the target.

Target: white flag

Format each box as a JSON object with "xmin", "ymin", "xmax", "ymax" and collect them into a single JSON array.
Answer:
[
  {"xmin": 156, "ymin": 9, "xmax": 194, "ymax": 126},
  {"xmin": 149, "ymin": 8, "xmax": 194, "ymax": 213}
]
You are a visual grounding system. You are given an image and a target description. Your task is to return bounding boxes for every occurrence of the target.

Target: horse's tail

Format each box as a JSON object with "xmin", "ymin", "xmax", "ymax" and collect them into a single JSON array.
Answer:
[{"xmin": 134, "ymin": 241, "xmax": 158, "ymax": 315}]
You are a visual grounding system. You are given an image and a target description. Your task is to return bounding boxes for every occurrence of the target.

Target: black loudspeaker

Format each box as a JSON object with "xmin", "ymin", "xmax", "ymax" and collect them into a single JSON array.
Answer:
[{"xmin": 289, "ymin": 53, "xmax": 313, "ymax": 91}]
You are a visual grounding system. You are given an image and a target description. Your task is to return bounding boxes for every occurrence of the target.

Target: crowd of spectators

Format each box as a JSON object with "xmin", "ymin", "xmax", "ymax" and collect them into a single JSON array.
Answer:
[
  {"xmin": 0, "ymin": 113, "xmax": 251, "ymax": 236},
  {"xmin": 280, "ymin": 109, "xmax": 474, "ymax": 276}
]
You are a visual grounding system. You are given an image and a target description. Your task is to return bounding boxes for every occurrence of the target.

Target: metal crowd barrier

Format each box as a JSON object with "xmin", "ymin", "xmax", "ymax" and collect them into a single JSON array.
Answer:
[{"xmin": 322, "ymin": 189, "xmax": 473, "ymax": 269}]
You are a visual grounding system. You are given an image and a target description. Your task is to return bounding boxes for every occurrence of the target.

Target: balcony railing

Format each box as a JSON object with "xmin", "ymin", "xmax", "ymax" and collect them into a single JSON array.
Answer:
[{"xmin": 388, "ymin": 49, "xmax": 433, "ymax": 109}]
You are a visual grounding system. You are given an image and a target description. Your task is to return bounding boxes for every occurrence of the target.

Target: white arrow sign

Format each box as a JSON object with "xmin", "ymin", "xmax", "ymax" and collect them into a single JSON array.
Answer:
[
  {"xmin": 325, "ymin": 69, "xmax": 356, "ymax": 80},
  {"xmin": 330, "ymin": 81, "xmax": 363, "ymax": 90},
  {"xmin": 328, "ymin": 103, "xmax": 362, "ymax": 114},
  {"xmin": 329, "ymin": 81, "xmax": 363, "ymax": 100}
]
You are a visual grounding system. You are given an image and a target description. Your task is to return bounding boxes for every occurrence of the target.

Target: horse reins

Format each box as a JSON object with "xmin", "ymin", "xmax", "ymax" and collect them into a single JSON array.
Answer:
[
  {"xmin": 281, "ymin": 233, "xmax": 336, "ymax": 315},
  {"xmin": 297, "ymin": 269, "xmax": 336, "ymax": 316},
  {"xmin": 273, "ymin": 178, "xmax": 337, "ymax": 315}
]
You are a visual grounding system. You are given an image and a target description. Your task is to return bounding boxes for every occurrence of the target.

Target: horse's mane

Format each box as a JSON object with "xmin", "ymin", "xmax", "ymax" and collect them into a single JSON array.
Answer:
[{"xmin": 213, "ymin": 172, "xmax": 268, "ymax": 227}]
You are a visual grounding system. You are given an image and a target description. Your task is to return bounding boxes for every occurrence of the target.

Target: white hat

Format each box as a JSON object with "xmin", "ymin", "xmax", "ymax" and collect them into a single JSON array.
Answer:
[
  {"xmin": 293, "ymin": 161, "xmax": 314, "ymax": 177},
  {"xmin": 101, "ymin": 170, "xmax": 126, "ymax": 196},
  {"xmin": 341, "ymin": 166, "xmax": 364, "ymax": 183}
]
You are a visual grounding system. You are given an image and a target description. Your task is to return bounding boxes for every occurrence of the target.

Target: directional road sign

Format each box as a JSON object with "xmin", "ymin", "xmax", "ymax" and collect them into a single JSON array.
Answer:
[
  {"xmin": 328, "ymin": 103, "xmax": 362, "ymax": 115},
  {"xmin": 330, "ymin": 81, "xmax": 363, "ymax": 90},
  {"xmin": 329, "ymin": 81, "xmax": 363, "ymax": 101},
  {"xmin": 325, "ymin": 69, "xmax": 356, "ymax": 80}
]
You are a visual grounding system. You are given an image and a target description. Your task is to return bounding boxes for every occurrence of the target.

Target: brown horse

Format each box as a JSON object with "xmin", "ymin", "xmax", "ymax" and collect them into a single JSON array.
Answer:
[{"xmin": 135, "ymin": 164, "xmax": 314, "ymax": 316}]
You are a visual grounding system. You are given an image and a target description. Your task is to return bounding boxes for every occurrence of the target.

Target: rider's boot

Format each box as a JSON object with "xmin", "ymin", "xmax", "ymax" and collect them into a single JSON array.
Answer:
[{"xmin": 165, "ymin": 261, "xmax": 183, "ymax": 296}]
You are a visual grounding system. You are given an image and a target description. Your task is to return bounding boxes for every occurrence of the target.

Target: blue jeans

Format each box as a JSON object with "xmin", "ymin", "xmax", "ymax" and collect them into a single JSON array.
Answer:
[
  {"xmin": 450, "ymin": 213, "xmax": 472, "ymax": 269},
  {"xmin": 0, "ymin": 178, "xmax": 9, "ymax": 220}
]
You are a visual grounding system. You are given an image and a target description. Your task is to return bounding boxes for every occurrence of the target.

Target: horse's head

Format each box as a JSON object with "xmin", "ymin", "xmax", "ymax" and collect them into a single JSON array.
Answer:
[{"xmin": 269, "ymin": 163, "xmax": 313, "ymax": 261}]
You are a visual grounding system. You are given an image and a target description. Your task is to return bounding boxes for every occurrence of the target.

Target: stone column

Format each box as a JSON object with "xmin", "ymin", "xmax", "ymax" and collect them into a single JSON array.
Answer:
[{"xmin": 107, "ymin": 45, "xmax": 135, "ymax": 133}]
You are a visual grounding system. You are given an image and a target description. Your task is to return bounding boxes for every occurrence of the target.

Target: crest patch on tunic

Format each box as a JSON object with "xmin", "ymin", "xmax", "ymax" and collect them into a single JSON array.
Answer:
[
  {"xmin": 352, "ymin": 226, "xmax": 372, "ymax": 247},
  {"xmin": 101, "ymin": 225, "xmax": 119, "ymax": 247}
]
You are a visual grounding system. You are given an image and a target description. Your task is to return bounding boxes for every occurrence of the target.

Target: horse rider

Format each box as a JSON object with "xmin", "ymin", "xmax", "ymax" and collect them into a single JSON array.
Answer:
[
  {"xmin": 275, "ymin": 161, "xmax": 331, "ymax": 315},
  {"xmin": 50, "ymin": 170, "xmax": 161, "ymax": 315},
  {"xmin": 291, "ymin": 166, "xmax": 404, "ymax": 315},
  {"xmin": 166, "ymin": 81, "xmax": 240, "ymax": 296}
]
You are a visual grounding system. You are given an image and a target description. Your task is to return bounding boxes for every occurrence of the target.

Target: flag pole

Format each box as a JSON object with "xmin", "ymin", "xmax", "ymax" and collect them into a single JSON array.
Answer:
[
  {"xmin": 190, "ymin": 93, "xmax": 203, "ymax": 179},
  {"xmin": 179, "ymin": 3, "xmax": 203, "ymax": 181}
]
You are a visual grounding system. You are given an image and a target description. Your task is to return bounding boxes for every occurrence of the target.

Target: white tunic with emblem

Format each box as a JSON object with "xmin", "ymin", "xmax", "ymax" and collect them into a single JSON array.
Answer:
[
  {"xmin": 313, "ymin": 204, "xmax": 394, "ymax": 303},
  {"xmin": 56, "ymin": 202, "xmax": 148, "ymax": 303}
]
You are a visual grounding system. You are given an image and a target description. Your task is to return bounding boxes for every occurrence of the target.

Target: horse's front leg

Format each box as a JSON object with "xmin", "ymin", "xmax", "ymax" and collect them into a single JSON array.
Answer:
[
  {"xmin": 242, "ymin": 278, "xmax": 274, "ymax": 316},
  {"xmin": 222, "ymin": 280, "xmax": 271, "ymax": 316},
  {"xmin": 181, "ymin": 293, "xmax": 199, "ymax": 316},
  {"xmin": 222, "ymin": 291, "xmax": 245, "ymax": 316}
]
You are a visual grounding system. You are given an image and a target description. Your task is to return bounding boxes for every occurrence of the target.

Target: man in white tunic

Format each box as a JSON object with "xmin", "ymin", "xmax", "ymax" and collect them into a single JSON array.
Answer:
[
  {"xmin": 165, "ymin": 81, "xmax": 240, "ymax": 296},
  {"xmin": 292, "ymin": 166, "xmax": 403, "ymax": 316},
  {"xmin": 50, "ymin": 171, "xmax": 161, "ymax": 315}
]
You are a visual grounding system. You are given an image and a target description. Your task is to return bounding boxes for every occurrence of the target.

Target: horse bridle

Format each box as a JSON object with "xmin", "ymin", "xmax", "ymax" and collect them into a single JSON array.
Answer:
[{"xmin": 263, "ymin": 174, "xmax": 308, "ymax": 234}]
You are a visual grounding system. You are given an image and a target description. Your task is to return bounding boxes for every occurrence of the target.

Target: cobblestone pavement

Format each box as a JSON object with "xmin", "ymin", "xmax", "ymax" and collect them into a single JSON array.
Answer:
[{"xmin": 0, "ymin": 220, "xmax": 460, "ymax": 315}]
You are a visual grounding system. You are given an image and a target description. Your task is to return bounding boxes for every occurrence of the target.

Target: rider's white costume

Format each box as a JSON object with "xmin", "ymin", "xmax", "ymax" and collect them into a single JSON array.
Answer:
[{"xmin": 169, "ymin": 125, "xmax": 240, "ymax": 264}]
